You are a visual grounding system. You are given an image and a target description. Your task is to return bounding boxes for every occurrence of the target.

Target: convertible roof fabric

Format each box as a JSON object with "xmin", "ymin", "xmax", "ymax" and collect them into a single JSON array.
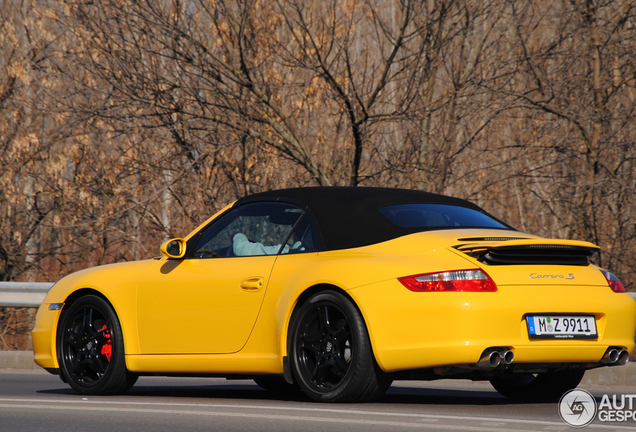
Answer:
[{"xmin": 236, "ymin": 187, "xmax": 509, "ymax": 251}]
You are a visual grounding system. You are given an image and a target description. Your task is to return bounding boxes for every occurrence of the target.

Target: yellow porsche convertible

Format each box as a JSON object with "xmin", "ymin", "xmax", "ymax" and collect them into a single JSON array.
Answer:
[{"xmin": 32, "ymin": 187, "xmax": 636, "ymax": 402}]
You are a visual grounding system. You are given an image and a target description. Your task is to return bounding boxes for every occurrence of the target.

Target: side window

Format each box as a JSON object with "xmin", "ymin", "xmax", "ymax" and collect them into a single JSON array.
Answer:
[
  {"xmin": 379, "ymin": 204, "xmax": 508, "ymax": 229},
  {"xmin": 280, "ymin": 214, "xmax": 319, "ymax": 255},
  {"xmin": 191, "ymin": 202, "xmax": 304, "ymax": 258}
]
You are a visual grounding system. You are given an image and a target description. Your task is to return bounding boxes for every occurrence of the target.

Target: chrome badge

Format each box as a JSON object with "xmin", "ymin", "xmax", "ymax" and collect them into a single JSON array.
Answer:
[{"xmin": 530, "ymin": 273, "xmax": 575, "ymax": 280}]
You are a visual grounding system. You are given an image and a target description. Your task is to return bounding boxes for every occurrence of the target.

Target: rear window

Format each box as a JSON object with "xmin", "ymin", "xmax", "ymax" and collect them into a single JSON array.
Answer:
[{"xmin": 379, "ymin": 204, "xmax": 508, "ymax": 229}]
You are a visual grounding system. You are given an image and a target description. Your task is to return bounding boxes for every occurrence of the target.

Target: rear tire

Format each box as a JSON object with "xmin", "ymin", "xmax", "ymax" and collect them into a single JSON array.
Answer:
[
  {"xmin": 490, "ymin": 369, "xmax": 585, "ymax": 400},
  {"xmin": 57, "ymin": 295, "xmax": 138, "ymax": 395},
  {"xmin": 288, "ymin": 290, "xmax": 392, "ymax": 402}
]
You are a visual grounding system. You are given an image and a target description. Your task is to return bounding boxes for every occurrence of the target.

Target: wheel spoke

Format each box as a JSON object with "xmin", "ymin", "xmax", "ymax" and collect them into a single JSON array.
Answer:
[
  {"xmin": 313, "ymin": 358, "xmax": 331, "ymax": 386},
  {"xmin": 333, "ymin": 355, "xmax": 349, "ymax": 378},
  {"xmin": 90, "ymin": 356, "xmax": 108, "ymax": 374},
  {"xmin": 85, "ymin": 308, "xmax": 104, "ymax": 338},
  {"xmin": 299, "ymin": 334, "xmax": 319, "ymax": 355},
  {"xmin": 317, "ymin": 306, "xmax": 330, "ymax": 335},
  {"xmin": 67, "ymin": 338, "xmax": 83, "ymax": 352},
  {"xmin": 300, "ymin": 330, "xmax": 319, "ymax": 345},
  {"xmin": 320, "ymin": 306, "xmax": 346, "ymax": 338},
  {"xmin": 332, "ymin": 319, "xmax": 350, "ymax": 339},
  {"xmin": 82, "ymin": 308, "xmax": 93, "ymax": 333},
  {"xmin": 67, "ymin": 330, "xmax": 80, "ymax": 343}
]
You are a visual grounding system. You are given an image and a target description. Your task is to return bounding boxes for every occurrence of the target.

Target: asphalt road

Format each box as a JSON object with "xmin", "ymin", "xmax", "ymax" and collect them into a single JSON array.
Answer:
[{"xmin": 1, "ymin": 370, "xmax": 635, "ymax": 432}]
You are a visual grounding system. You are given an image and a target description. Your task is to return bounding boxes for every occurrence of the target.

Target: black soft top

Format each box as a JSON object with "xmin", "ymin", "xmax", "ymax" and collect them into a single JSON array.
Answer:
[{"xmin": 235, "ymin": 187, "xmax": 509, "ymax": 251}]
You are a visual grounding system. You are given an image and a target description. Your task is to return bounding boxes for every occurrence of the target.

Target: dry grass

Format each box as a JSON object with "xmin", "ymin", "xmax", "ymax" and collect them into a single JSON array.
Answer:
[{"xmin": 0, "ymin": 308, "xmax": 36, "ymax": 351}]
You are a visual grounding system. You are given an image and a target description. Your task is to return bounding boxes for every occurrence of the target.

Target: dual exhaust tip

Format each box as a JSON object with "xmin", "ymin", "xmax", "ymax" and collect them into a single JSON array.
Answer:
[
  {"xmin": 601, "ymin": 348, "xmax": 630, "ymax": 366},
  {"xmin": 478, "ymin": 348, "xmax": 514, "ymax": 369},
  {"xmin": 478, "ymin": 346, "xmax": 629, "ymax": 369}
]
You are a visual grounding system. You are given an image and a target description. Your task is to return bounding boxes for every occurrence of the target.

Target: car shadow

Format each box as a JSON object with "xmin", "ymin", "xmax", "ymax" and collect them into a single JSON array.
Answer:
[
  {"xmin": 382, "ymin": 385, "xmax": 540, "ymax": 406},
  {"xmin": 36, "ymin": 382, "xmax": 305, "ymax": 402},
  {"xmin": 160, "ymin": 259, "xmax": 183, "ymax": 274},
  {"xmin": 36, "ymin": 379, "xmax": 558, "ymax": 406}
]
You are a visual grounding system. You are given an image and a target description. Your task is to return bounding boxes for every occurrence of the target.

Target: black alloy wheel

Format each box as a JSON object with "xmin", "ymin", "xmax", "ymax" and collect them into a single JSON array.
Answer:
[
  {"xmin": 490, "ymin": 369, "xmax": 586, "ymax": 400},
  {"xmin": 57, "ymin": 295, "xmax": 138, "ymax": 395},
  {"xmin": 289, "ymin": 290, "xmax": 391, "ymax": 402}
]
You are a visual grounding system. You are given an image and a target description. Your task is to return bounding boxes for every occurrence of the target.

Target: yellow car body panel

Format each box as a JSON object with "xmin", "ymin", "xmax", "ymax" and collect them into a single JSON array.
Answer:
[
  {"xmin": 136, "ymin": 255, "xmax": 276, "ymax": 354},
  {"xmin": 352, "ymin": 279, "xmax": 635, "ymax": 371},
  {"xmin": 32, "ymin": 259, "xmax": 156, "ymax": 368},
  {"xmin": 32, "ymin": 303, "xmax": 62, "ymax": 368}
]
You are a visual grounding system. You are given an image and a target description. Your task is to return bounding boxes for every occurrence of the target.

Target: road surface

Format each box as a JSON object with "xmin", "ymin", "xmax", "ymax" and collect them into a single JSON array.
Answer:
[{"xmin": 1, "ymin": 370, "xmax": 635, "ymax": 431}]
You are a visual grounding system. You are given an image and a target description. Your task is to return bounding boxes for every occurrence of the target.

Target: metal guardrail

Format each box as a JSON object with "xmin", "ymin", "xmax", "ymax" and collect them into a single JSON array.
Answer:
[
  {"xmin": 0, "ymin": 281, "xmax": 635, "ymax": 308},
  {"xmin": 0, "ymin": 282, "xmax": 54, "ymax": 308}
]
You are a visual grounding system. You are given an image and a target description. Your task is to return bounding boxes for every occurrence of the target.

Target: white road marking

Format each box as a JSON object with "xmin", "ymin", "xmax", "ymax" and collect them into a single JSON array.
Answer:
[
  {"xmin": 0, "ymin": 398, "xmax": 635, "ymax": 431},
  {"xmin": 0, "ymin": 403, "xmax": 550, "ymax": 431}
]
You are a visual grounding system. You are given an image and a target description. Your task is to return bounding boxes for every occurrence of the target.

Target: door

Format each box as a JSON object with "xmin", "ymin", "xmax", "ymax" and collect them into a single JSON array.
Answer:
[{"xmin": 136, "ymin": 201, "xmax": 304, "ymax": 354}]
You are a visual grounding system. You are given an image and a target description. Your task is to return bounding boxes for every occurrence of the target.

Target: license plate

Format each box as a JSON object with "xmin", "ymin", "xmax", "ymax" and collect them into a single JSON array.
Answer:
[{"xmin": 527, "ymin": 315, "xmax": 597, "ymax": 339}]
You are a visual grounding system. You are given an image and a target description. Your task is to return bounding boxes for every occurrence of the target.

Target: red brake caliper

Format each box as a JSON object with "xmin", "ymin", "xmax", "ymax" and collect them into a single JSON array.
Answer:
[{"xmin": 97, "ymin": 323, "xmax": 112, "ymax": 362}]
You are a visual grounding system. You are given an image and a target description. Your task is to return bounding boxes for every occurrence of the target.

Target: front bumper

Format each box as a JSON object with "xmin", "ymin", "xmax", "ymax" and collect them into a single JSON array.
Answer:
[{"xmin": 32, "ymin": 302, "xmax": 63, "ymax": 369}]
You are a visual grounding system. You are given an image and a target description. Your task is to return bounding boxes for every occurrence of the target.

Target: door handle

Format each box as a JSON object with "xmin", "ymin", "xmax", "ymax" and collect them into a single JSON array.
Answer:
[{"xmin": 240, "ymin": 277, "xmax": 264, "ymax": 291}]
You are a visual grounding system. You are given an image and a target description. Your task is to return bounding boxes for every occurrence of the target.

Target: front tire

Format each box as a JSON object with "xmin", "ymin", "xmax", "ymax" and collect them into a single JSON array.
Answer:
[
  {"xmin": 490, "ymin": 369, "xmax": 585, "ymax": 400},
  {"xmin": 57, "ymin": 294, "xmax": 138, "ymax": 395},
  {"xmin": 288, "ymin": 290, "xmax": 391, "ymax": 402}
]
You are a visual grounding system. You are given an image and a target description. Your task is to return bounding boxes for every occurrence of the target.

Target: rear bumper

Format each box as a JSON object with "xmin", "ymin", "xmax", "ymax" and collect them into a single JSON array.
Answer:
[{"xmin": 350, "ymin": 281, "xmax": 636, "ymax": 373}]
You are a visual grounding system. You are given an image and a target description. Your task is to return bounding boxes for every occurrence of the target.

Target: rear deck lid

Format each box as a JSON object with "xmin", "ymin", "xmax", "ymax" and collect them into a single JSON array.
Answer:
[{"xmin": 454, "ymin": 238, "xmax": 606, "ymax": 286}]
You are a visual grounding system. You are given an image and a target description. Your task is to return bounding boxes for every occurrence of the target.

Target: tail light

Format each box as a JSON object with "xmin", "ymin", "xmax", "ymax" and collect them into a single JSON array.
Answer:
[
  {"xmin": 399, "ymin": 269, "xmax": 497, "ymax": 292},
  {"xmin": 601, "ymin": 270, "xmax": 626, "ymax": 293}
]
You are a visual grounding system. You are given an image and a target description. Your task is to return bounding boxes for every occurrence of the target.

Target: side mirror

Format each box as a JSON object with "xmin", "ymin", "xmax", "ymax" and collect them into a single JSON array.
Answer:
[{"xmin": 160, "ymin": 238, "xmax": 186, "ymax": 259}]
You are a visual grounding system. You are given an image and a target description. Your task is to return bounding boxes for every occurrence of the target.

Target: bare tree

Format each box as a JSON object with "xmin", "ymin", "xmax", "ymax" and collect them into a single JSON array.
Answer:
[
  {"xmin": 474, "ymin": 0, "xmax": 636, "ymax": 285},
  {"xmin": 1, "ymin": 0, "xmax": 635, "ymax": 290}
]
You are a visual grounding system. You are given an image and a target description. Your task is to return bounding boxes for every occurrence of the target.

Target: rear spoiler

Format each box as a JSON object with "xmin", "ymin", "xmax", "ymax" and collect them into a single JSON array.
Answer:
[{"xmin": 455, "ymin": 239, "xmax": 599, "ymax": 266}]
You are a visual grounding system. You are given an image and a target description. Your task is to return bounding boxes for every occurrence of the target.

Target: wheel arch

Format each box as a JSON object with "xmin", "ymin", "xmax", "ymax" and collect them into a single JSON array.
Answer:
[
  {"xmin": 63, "ymin": 288, "xmax": 109, "ymax": 309},
  {"xmin": 281, "ymin": 283, "xmax": 379, "ymax": 373},
  {"xmin": 58, "ymin": 288, "xmax": 137, "ymax": 360},
  {"xmin": 55, "ymin": 288, "xmax": 139, "ymax": 394}
]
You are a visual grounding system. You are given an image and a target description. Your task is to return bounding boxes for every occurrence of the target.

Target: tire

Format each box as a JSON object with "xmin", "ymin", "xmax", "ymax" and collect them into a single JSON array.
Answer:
[
  {"xmin": 288, "ymin": 290, "xmax": 392, "ymax": 402},
  {"xmin": 490, "ymin": 369, "xmax": 585, "ymax": 400},
  {"xmin": 57, "ymin": 294, "xmax": 138, "ymax": 395}
]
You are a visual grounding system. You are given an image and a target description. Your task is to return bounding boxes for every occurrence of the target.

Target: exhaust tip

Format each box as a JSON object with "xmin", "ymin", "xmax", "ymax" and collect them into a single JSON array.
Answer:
[
  {"xmin": 489, "ymin": 351, "xmax": 502, "ymax": 368},
  {"xmin": 607, "ymin": 349, "xmax": 619, "ymax": 363},
  {"xmin": 601, "ymin": 347, "xmax": 629, "ymax": 365},
  {"xmin": 501, "ymin": 349, "xmax": 514, "ymax": 365},
  {"xmin": 478, "ymin": 350, "xmax": 501, "ymax": 369},
  {"xmin": 617, "ymin": 350, "xmax": 629, "ymax": 365}
]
